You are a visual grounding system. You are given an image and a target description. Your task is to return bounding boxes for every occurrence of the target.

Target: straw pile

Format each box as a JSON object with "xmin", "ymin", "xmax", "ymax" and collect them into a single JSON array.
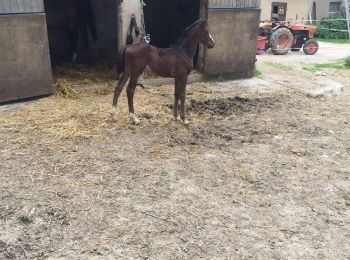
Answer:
[
  {"xmin": 53, "ymin": 78, "xmax": 78, "ymax": 99},
  {"xmin": 0, "ymin": 81, "xmax": 221, "ymax": 155},
  {"xmin": 52, "ymin": 56, "xmax": 118, "ymax": 97}
]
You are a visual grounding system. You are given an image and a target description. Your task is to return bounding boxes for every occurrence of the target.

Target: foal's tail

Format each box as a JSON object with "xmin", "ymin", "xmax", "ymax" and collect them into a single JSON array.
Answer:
[{"xmin": 116, "ymin": 47, "xmax": 128, "ymax": 77}]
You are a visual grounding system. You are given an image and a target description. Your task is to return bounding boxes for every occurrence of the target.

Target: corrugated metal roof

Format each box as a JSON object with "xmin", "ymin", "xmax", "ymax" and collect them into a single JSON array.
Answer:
[
  {"xmin": 209, "ymin": 0, "xmax": 261, "ymax": 9},
  {"xmin": 0, "ymin": 0, "xmax": 44, "ymax": 14}
]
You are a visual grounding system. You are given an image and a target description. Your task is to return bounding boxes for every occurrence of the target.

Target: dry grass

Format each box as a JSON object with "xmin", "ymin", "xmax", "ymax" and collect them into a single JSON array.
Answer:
[
  {"xmin": 53, "ymin": 55, "xmax": 117, "ymax": 80},
  {"xmin": 1, "ymin": 79, "xmax": 283, "ymax": 181},
  {"xmin": 53, "ymin": 78, "xmax": 78, "ymax": 99}
]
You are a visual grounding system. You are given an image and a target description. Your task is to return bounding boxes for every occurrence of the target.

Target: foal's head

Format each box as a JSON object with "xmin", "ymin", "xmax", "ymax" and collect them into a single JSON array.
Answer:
[
  {"xmin": 178, "ymin": 19, "xmax": 215, "ymax": 49},
  {"xmin": 197, "ymin": 19, "xmax": 215, "ymax": 49}
]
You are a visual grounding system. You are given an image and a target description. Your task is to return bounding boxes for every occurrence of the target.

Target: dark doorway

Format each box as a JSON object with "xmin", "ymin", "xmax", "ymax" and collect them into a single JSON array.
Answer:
[
  {"xmin": 143, "ymin": 0, "xmax": 201, "ymax": 48},
  {"xmin": 43, "ymin": 0, "xmax": 120, "ymax": 88},
  {"xmin": 44, "ymin": 0, "xmax": 118, "ymax": 65},
  {"xmin": 44, "ymin": 0, "xmax": 99, "ymax": 64},
  {"xmin": 271, "ymin": 2, "xmax": 287, "ymax": 21}
]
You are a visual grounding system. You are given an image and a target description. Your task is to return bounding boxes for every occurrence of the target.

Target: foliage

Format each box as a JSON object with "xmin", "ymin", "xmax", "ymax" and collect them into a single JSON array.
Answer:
[
  {"xmin": 313, "ymin": 14, "xmax": 349, "ymax": 39},
  {"xmin": 254, "ymin": 68, "xmax": 262, "ymax": 77},
  {"xmin": 345, "ymin": 56, "xmax": 350, "ymax": 68},
  {"xmin": 264, "ymin": 61, "xmax": 293, "ymax": 71},
  {"xmin": 315, "ymin": 38, "xmax": 350, "ymax": 44},
  {"xmin": 344, "ymin": 194, "xmax": 350, "ymax": 206},
  {"xmin": 303, "ymin": 57, "xmax": 350, "ymax": 72}
]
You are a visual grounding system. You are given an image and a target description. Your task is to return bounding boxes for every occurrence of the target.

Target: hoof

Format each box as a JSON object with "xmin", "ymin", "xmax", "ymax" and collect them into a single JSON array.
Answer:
[
  {"xmin": 129, "ymin": 113, "xmax": 140, "ymax": 125},
  {"xmin": 173, "ymin": 115, "xmax": 181, "ymax": 121},
  {"xmin": 133, "ymin": 118, "xmax": 140, "ymax": 125},
  {"xmin": 111, "ymin": 107, "xmax": 117, "ymax": 122},
  {"xmin": 111, "ymin": 113, "xmax": 117, "ymax": 122}
]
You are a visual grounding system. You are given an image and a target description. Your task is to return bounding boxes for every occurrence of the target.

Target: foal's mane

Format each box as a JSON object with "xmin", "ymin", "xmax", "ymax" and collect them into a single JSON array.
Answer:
[{"xmin": 176, "ymin": 19, "xmax": 204, "ymax": 45}]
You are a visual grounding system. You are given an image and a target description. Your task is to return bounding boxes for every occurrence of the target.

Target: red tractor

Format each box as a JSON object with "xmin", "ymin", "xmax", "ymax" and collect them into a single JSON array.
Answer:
[{"xmin": 259, "ymin": 21, "xmax": 319, "ymax": 55}]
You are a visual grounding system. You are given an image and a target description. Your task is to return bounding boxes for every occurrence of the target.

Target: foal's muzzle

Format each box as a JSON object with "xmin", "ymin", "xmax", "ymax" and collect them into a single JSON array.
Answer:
[{"xmin": 208, "ymin": 43, "xmax": 215, "ymax": 49}]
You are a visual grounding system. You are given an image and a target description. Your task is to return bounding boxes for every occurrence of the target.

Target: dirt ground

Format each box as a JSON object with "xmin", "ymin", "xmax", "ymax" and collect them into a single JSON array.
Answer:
[
  {"xmin": 1, "ymin": 45, "xmax": 350, "ymax": 259},
  {"xmin": 259, "ymin": 41, "xmax": 350, "ymax": 64}
]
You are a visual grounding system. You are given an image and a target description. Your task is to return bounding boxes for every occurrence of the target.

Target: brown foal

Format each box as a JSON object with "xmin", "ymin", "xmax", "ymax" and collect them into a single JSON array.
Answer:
[{"xmin": 111, "ymin": 19, "xmax": 215, "ymax": 124}]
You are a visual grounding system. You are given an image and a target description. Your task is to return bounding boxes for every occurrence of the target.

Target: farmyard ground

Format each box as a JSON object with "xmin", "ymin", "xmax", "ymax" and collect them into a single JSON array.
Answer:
[{"xmin": 1, "ymin": 43, "xmax": 350, "ymax": 259}]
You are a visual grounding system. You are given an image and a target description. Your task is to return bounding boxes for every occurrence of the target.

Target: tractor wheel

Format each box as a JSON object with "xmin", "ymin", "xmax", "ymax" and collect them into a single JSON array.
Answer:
[
  {"xmin": 270, "ymin": 28, "xmax": 293, "ymax": 55},
  {"xmin": 303, "ymin": 39, "xmax": 319, "ymax": 55}
]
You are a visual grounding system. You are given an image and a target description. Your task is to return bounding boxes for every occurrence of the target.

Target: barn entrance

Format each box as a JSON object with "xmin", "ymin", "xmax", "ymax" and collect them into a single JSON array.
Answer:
[
  {"xmin": 143, "ymin": 0, "xmax": 202, "ymax": 66},
  {"xmin": 43, "ymin": 0, "xmax": 120, "ymax": 91},
  {"xmin": 44, "ymin": 0, "xmax": 119, "ymax": 64}
]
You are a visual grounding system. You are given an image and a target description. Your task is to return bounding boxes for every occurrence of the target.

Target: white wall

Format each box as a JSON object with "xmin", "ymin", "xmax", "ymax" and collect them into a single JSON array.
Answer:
[
  {"xmin": 118, "ymin": 0, "xmax": 142, "ymax": 50},
  {"xmin": 310, "ymin": 0, "xmax": 346, "ymax": 20},
  {"xmin": 260, "ymin": 0, "xmax": 309, "ymax": 21}
]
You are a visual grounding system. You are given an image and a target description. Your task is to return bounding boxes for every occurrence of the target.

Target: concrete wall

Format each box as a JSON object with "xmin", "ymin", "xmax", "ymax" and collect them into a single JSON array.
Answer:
[
  {"xmin": 118, "ymin": 0, "xmax": 142, "ymax": 50},
  {"xmin": 261, "ymin": 0, "xmax": 309, "ymax": 21},
  {"xmin": 203, "ymin": 9, "xmax": 260, "ymax": 76},
  {"xmin": 262, "ymin": 0, "xmax": 347, "ymax": 22},
  {"xmin": 310, "ymin": 0, "xmax": 346, "ymax": 20},
  {"xmin": 0, "ymin": 14, "xmax": 52, "ymax": 103}
]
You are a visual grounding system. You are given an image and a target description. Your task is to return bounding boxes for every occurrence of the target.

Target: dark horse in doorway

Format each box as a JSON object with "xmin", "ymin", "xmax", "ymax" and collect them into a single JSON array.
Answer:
[
  {"xmin": 44, "ymin": 0, "xmax": 98, "ymax": 63},
  {"xmin": 111, "ymin": 19, "xmax": 215, "ymax": 125}
]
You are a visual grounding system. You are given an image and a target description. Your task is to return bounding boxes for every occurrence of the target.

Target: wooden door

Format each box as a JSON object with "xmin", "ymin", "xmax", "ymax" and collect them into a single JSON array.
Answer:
[
  {"xmin": 0, "ymin": 0, "xmax": 52, "ymax": 103},
  {"xmin": 0, "ymin": 0, "xmax": 44, "ymax": 13}
]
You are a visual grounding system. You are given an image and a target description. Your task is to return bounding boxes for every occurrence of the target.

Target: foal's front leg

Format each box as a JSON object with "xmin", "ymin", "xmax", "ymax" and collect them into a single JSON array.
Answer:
[
  {"xmin": 179, "ymin": 76, "xmax": 189, "ymax": 125},
  {"xmin": 173, "ymin": 79, "xmax": 181, "ymax": 121},
  {"xmin": 111, "ymin": 72, "xmax": 129, "ymax": 121}
]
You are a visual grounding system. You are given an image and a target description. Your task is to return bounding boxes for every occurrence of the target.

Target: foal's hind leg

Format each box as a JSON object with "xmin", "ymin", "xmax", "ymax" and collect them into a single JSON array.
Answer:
[
  {"xmin": 126, "ymin": 73, "xmax": 143, "ymax": 125},
  {"xmin": 179, "ymin": 76, "xmax": 189, "ymax": 125},
  {"xmin": 111, "ymin": 72, "xmax": 129, "ymax": 121}
]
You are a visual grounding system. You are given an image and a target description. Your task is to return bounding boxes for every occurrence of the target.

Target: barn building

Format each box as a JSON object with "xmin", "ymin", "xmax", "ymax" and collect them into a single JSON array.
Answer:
[{"xmin": 0, "ymin": 0, "xmax": 261, "ymax": 103}]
